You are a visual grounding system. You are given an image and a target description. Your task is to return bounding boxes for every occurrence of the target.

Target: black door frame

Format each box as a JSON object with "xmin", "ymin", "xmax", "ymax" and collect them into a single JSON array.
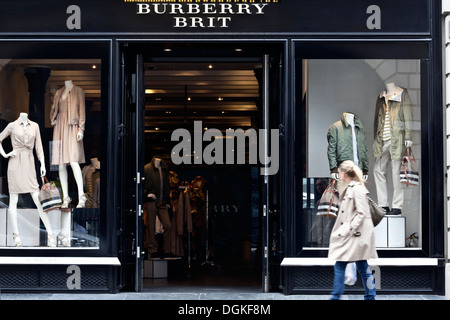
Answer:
[{"xmin": 116, "ymin": 39, "xmax": 288, "ymax": 292}]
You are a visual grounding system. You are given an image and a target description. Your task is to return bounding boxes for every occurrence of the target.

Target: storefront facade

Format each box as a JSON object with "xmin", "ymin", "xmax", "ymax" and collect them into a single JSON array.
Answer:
[{"xmin": 0, "ymin": 0, "xmax": 445, "ymax": 295}]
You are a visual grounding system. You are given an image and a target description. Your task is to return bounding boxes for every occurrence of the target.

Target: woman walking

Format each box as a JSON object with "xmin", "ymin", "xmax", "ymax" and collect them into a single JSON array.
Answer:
[{"xmin": 328, "ymin": 160, "xmax": 377, "ymax": 300}]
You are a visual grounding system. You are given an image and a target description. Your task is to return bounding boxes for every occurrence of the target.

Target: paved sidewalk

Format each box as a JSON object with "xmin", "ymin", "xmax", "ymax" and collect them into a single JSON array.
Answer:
[{"xmin": 0, "ymin": 288, "xmax": 448, "ymax": 300}]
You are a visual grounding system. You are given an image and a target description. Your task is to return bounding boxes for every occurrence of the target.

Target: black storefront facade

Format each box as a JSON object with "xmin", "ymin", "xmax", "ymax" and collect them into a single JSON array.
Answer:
[{"xmin": 0, "ymin": 0, "xmax": 444, "ymax": 295}]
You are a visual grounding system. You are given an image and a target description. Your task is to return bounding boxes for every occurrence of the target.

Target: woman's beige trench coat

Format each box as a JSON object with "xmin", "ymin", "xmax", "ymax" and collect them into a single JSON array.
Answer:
[{"xmin": 328, "ymin": 180, "xmax": 378, "ymax": 262}]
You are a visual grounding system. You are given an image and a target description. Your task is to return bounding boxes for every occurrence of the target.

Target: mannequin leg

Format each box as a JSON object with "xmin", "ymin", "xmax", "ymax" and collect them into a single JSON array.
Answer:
[
  {"xmin": 70, "ymin": 161, "xmax": 86, "ymax": 208},
  {"xmin": 57, "ymin": 210, "xmax": 71, "ymax": 247},
  {"xmin": 59, "ymin": 164, "xmax": 71, "ymax": 207},
  {"xmin": 31, "ymin": 192, "xmax": 56, "ymax": 247},
  {"xmin": 8, "ymin": 193, "xmax": 21, "ymax": 246},
  {"xmin": 391, "ymin": 158, "xmax": 404, "ymax": 213},
  {"xmin": 373, "ymin": 141, "xmax": 390, "ymax": 208}
]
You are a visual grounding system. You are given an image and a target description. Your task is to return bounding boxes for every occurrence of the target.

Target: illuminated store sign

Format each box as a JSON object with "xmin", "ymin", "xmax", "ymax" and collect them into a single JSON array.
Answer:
[{"xmin": 131, "ymin": 1, "xmax": 274, "ymax": 28}]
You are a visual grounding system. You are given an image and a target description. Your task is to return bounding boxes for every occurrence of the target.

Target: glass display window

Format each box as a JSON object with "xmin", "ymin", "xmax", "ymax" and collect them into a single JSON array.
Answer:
[
  {"xmin": 0, "ymin": 58, "xmax": 102, "ymax": 249},
  {"xmin": 300, "ymin": 59, "xmax": 422, "ymax": 251}
]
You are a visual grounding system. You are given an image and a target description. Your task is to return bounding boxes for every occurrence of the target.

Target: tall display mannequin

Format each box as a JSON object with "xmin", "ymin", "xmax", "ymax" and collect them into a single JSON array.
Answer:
[
  {"xmin": 143, "ymin": 156, "xmax": 172, "ymax": 258},
  {"xmin": 0, "ymin": 113, "xmax": 56, "ymax": 247},
  {"xmin": 327, "ymin": 112, "xmax": 369, "ymax": 192},
  {"xmin": 373, "ymin": 82, "xmax": 413, "ymax": 215},
  {"xmin": 50, "ymin": 80, "xmax": 87, "ymax": 246}
]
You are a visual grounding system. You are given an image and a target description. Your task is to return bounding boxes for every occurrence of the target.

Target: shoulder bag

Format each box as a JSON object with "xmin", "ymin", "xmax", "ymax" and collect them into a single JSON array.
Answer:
[{"xmin": 367, "ymin": 196, "xmax": 386, "ymax": 227}]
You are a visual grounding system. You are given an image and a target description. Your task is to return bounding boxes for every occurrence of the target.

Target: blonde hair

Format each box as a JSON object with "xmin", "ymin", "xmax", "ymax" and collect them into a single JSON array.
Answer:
[{"xmin": 338, "ymin": 160, "xmax": 365, "ymax": 186}]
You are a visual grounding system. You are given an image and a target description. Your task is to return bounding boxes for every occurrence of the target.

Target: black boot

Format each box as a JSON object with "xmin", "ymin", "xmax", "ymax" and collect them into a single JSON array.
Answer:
[
  {"xmin": 390, "ymin": 208, "xmax": 402, "ymax": 215},
  {"xmin": 382, "ymin": 207, "xmax": 390, "ymax": 214}
]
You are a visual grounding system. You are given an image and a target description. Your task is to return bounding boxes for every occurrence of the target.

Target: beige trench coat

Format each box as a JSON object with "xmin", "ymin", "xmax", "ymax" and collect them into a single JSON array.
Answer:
[{"xmin": 328, "ymin": 181, "xmax": 378, "ymax": 262}]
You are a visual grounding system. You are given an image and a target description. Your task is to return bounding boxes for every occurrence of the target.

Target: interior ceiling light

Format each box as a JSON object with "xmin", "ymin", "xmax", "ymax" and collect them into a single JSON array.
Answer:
[
  {"xmin": 234, "ymin": 48, "xmax": 243, "ymax": 52},
  {"xmin": 164, "ymin": 48, "xmax": 172, "ymax": 52},
  {"xmin": 145, "ymin": 89, "xmax": 167, "ymax": 94},
  {"xmin": 208, "ymin": 65, "xmax": 213, "ymax": 69},
  {"xmin": 92, "ymin": 64, "xmax": 97, "ymax": 69},
  {"xmin": 218, "ymin": 97, "xmax": 223, "ymax": 101}
]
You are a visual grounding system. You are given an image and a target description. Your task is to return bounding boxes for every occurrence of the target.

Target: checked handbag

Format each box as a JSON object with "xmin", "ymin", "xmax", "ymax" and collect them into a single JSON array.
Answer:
[
  {"xmin": 316, "ymin": 179, "xmax": 339, "ymax": 218},
  {"xmin": 400, "ymin": 147, "xmax": 419, "ymax": 187},
  {"xmin": 38, "ymin": 176, "xmax": 63, "ymax": 212}
]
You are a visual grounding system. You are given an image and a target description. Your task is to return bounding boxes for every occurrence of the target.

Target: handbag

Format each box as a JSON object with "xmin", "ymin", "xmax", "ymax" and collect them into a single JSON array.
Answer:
[
  {"xmin": 400, "ymin": 147, "xmax": 419, "ymax": 186},
  {"xmin": 38, "ymin": 176, "xmax": 62, "ymax": 212},
  {"xmin": 316, "ymin": 179, "xmax": 339, "ymax": 218},
  {"xmin": 367, "ymin": 196, "xmax": 386, "ymax": 227}
]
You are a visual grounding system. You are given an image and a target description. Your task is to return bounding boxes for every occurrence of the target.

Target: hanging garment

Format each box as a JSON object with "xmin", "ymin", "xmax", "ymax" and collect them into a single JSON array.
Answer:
[{"xmin": 177, "ymin": 188, "xmax": 193, "ymax": 236}]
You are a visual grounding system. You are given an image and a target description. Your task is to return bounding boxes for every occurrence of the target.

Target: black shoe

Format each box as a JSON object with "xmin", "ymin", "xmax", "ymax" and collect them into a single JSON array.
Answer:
[
  {"xmin": 390, "ymin": 208, "xmax": 402, "ymax": 215},
  {"xmin": 382, "ymin": 207, "xmax": 390, "ymax": 214}
]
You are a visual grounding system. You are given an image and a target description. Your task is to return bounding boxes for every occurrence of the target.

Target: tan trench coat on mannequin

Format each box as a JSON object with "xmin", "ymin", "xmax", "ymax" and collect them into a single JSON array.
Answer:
[{"xmin": 328, "ymin": 181, "xmax": 378, "ymax": 262}]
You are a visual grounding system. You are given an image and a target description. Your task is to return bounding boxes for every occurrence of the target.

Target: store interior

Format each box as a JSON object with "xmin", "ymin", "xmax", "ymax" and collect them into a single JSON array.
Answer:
[{"xmin": 141, "ymin": 60, "xmax": 265, "ymax": 289}]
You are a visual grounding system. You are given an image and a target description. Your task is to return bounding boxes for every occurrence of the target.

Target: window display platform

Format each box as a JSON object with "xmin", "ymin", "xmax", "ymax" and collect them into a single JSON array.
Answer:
[{"xmin": 374, "ymin": 215, "xmax": 406, "ymax": 248}]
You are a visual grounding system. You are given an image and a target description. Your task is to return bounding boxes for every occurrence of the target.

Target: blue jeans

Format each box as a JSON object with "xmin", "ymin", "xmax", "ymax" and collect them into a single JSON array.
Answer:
[{"xmin": 330, "ymin": 260, "xmax": 376, "ymax": 300}]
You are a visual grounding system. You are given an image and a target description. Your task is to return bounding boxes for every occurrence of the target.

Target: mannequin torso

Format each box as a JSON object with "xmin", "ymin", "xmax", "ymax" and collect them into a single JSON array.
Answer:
[
  {"xmin": 19, "ymin": 113, "xmax": 28, "ymax": 126},
  {"xmin": 62, "ymin": 80, "xmax": 73, "ymax": 100},
  {"xmin": 91, "ymin": 157, "xmax": 100, "ymax": 170},
  {"xmin": 345, "ymin": 113, "xmax": 355, "ymax": 127}
]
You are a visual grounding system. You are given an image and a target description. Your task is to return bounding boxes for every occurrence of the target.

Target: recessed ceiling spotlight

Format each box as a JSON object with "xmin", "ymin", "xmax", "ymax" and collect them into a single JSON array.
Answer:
[
  {"xmin": 234, "ymin": 48, "xmax": 243, "ymax": 52},
  {"xmin": 92, "ymin": 65, "xmax": 97, "ymax": 69},
  {"xmin": 164, "ymin": 48, "xmax": 172, "ymax": 52},
  {"xmin": 208, "ymin": 65, "xmax": 213, "ymax": 69}
]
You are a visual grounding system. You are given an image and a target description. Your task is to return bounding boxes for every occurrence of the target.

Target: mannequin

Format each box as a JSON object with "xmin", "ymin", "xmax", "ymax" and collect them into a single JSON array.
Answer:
[
  {"xmin": 82, "ymin": 157, "xmax": 101, "ymax": 208},
  {"xmin": 50, "ymin": 80, "xmax": 87, "ymax": 208},
  {"xmin": 373, "ymin": 82, "xmax": 413, "ymax": 215},
  {"xmin": 143, "ymin": 156, "xmax": 173, "ymax": 258},
  {"xmin": 327, "ymin": 112, "xmax": 369, "ymax": 187},
  {"xmin": 0, "ymin": 113, "xmax": 55, "ymax": 247},
  {"xmin": 50, "ymin": 80, "xmax": 87, "ymax": 246}
]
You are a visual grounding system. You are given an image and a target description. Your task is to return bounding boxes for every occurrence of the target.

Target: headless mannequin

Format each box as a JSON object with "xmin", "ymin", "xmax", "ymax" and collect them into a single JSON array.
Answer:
[
  {"xmin": 56, "ymin": 80, "xmax": 86, "ymax": 209},
  {"xmin": 0, "ymin": 113, "xmax": 55, "ymax": 247},
  {"xmin": 53, "ymin": 81, "xmax": 86, "ymax": 246},
  {"xmin": 147, "ymin": 157, "xmax": 161, "ymax": 200},
  {"xmin": 331, "ymin": 113, "xmax": 368, "ymax": 181},
  {"xmin": 384, "ymin": 82, "xmax": 412, "ymax": 148},
  {"xmin": 373, "ymin": 82, "xmax": 413, "ymax": 216}
]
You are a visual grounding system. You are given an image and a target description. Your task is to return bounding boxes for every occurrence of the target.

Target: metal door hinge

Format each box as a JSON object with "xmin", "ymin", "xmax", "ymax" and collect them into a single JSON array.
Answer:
[{"xmin": 135, "ymin": 172, "xmax": 141, "ymax": 184}]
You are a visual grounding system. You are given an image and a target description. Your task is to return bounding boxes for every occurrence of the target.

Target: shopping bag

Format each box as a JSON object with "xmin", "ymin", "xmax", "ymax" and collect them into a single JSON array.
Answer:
[
  {"xmin": 344, "ymin": 262, "xmax": 357, "ymax": 286},
  {"xmin": 400, "ymin": 147, "xmax": 419, "ymax": 186},
  {"xmin": 316, "ymin": 179, "xmax": 339, "ymax": 218},
  {"xmin": 38, "ymin": 176, "xmax": 62, "ymax": 212}
]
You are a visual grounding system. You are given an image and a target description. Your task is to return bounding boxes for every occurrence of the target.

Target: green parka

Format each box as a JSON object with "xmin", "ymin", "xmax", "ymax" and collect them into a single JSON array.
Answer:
[
  {"xmin": 373, "ymin": 88, "xmax": 413, "ymax": 160},
  {"xmin": 327, "ymin": 113, "xmax": 369, "ymax": 174}
]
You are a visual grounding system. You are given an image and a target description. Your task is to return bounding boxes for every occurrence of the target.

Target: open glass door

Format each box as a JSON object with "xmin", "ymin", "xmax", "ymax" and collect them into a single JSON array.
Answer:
[{"xmin": 118, "ymin": 51, "xmax": 145, "ymax": 292}]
